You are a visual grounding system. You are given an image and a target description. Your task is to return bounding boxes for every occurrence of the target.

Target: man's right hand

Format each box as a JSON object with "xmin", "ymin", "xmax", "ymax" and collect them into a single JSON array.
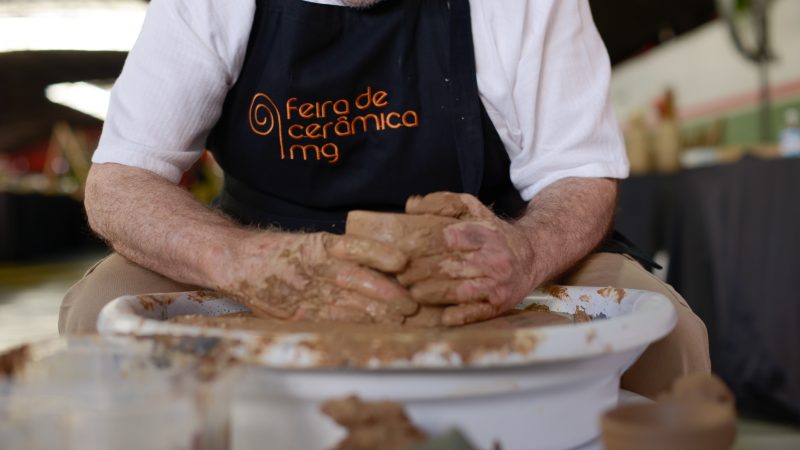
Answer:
[{"xmin": 214, "ymin": 231, "xmax": 418, "ymax": 324}]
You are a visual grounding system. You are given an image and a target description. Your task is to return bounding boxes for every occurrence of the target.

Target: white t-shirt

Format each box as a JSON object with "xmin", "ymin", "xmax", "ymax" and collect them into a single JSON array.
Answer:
[{"xmin": 93, "ymin": 0, "xmax": 629, "ymax": 201}]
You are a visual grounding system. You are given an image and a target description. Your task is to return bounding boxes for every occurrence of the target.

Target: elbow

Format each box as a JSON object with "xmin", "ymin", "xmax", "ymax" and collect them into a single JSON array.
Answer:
[
  {"xmin": 606, "ymin": 178, "xmax": 619, "ymax": 206},
  {"xmin": 83, "ymin": 164, "xmax": 110, "ymax": 237}
]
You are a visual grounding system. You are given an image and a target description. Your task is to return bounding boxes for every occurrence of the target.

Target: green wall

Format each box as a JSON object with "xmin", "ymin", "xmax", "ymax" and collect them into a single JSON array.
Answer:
[{"xmin": 683, "ymin": 96, "xmax": 800, "ymax": 146}]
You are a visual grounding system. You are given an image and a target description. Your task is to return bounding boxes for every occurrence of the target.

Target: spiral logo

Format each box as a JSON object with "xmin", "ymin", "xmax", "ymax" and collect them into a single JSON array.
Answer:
[{"xmin": 248, "ymin": 93, "xmax": 285, "ymax": 159}]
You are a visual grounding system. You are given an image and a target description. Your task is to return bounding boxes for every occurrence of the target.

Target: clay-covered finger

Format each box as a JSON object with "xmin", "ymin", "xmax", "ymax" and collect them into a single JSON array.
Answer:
[
  {"xmin": 442, "ymin": 302, "xmax": 497, "ymax": 326},
  {"xmin": 334, "ymin": 289, "xmax": 409, "ymax": 324},
  {"xmin": 328, "ymin": 262, "xmax": 418, "ymax": 315},
  {"xmin": 406, "ymin": 192, "xmax": 494, "ymax": 220},
  {"xmin": 409, "ymin": 278, "xmax": 491, "ymax": 305},
  {"xmin": 319, "ymin": 304, "xmax": 373, "ymax": 324},
  {"xmin": 396, "ymin": 226, "xmax": 450, "ymax": 259},
  {"xmin": 406, "ymin": 192, "xmax": 471, "ymax": 218},
  {"xmin": 326, "ymin": 234, "xmax": 408, "ymax": 273},
  {"xmin": 403, "ymin": 305, "xmax": 445, "ymax": 327},
  {"xmin": 397, "ymin": 254, "xmax": 447, "ymax": 286},
  {"xmin": 397, "ymin": 253, "xmax": 483, "ymax": 286}
]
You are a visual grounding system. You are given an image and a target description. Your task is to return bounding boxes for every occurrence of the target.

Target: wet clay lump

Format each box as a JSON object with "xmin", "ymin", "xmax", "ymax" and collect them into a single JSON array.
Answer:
[
  {"xmin": 346, "ymin": 211, "xmax": 467, "ymax": 288},
  {"xmin": 321, "ymin": 396, "xmax": 427, "ymax": 450},
  {"xmin": 602, "ymin": 374, "xmax": 736, "ymax": 450}
]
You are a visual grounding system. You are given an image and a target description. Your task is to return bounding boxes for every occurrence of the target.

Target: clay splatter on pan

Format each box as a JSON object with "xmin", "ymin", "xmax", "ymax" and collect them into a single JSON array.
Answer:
[
  {"xmin": 585, "ymin": 329, "xmax": 598, "ymax": 344},
  {"xmin": 579, "ymin": 294, "xmax": 591, "ymax": 302},
  {"xmin": 541, "ymin": 285, "xmax": 570, "ymax": 300},
  {"xmin": 0, "ymin": 344, "xmax": 29, "ymax": 379},
  {"xmin": 596, "ymin": 287, "xmax": 626, "ymax": 304},
  {"xmin": 574, "ymin": 306, "xmax": 592, "ymax": 323},
  {"xmin": 168, "ymin": 309, "xmax": 569, "ymax": 367},
  {"xmin": 138, "ymin": 294, "xmax": 176, "ymax": 311},
  {"xmin": 524, "ymin": 303, "xmax": 551, "ymax": 313},
  {"xmin": 186, "ymin": 291, "xmax": 226, "ymax": 303}
]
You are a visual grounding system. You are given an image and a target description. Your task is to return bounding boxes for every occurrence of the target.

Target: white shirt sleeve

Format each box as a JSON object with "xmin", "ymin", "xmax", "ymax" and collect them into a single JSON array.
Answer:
[
  {"xmin": 92, "ymin": 0, "xmax": 255, "ymax": 183},
  {"xmin": 471, "ymin": 0, "xmax": 629, "ymax": 201}
]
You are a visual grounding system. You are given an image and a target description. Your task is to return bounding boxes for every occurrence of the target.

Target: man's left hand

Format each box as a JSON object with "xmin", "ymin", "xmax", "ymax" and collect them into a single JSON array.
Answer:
[{"xmin": 401, "ymin": 192, "xmax": 541, "ymax": 326}]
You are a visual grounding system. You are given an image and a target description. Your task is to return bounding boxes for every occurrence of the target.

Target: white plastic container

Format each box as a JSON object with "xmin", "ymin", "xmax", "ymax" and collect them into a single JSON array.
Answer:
[
  {"xmin": 98, "ymin": 286, "xmax": 676, "ymax": 450},
  {"xmin": 0, "ymin": 337, "xmax": 235, "ymax": 450}
]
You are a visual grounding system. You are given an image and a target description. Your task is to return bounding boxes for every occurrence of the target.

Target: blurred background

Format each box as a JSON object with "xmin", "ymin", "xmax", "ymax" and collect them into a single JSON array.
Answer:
[{"xmin": 0, "ymin": 0, "xmax": 798, "ymax": 447}]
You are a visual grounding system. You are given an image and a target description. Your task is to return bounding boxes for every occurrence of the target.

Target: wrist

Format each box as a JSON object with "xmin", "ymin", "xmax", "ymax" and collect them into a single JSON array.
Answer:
[
  {"xmin": 512, "ymin": 223, "xmax": 547, "ymax": 293},
  {"xmin": 202, "ymin": 226, "xmax": 263, "ymax": 290}
]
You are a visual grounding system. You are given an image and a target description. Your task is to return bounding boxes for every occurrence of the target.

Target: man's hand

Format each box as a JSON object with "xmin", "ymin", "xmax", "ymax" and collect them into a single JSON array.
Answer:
[
  {"xmin": 400, "ymin": 193, "xmax": 539, "ymax": 326},
  {"xmin": 401, "ymin": 178, "xmax": 617, "ymax": 326},
  {"xmin": 86, "ymin": 164, "xmax": 419, "ymax": 325},
  {"xmin": 214, "ymin": 231, "xmax": 418, "ymax": 324}
]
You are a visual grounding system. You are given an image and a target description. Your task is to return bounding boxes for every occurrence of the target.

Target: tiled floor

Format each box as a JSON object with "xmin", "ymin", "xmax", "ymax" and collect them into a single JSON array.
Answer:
[
  {"xmin": 0, "ymin": 252, "xmax": 798, "ymax": 449},
  {"xmin": 0, "ymin": 252, "xmax": 104, "ymax": 351},
  {"xmin": 735, "ymin": 419, "xmax": 800, "ymax": 450}
]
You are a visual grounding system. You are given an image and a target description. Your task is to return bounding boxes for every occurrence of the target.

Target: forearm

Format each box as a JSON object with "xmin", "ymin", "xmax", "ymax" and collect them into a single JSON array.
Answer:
[
  {"xmin": 514, "ymin": 177, "xmax": 617, "ymax": 288},
  {"xmin": 84, "ymin": 163, "xmax": 259, "ymax": 288}
]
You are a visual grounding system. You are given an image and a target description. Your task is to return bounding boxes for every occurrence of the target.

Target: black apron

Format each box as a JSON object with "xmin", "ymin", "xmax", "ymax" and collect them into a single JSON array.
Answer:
[{"xmin": 207, "ymin": 0, "xmax": 655, "ymax": 269}]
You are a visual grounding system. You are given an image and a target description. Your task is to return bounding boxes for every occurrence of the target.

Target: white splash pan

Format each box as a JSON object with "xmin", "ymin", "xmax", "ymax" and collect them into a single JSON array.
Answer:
[{"xmin": 98, "ymin": 286, "xmax": 676, "ymax": 450}]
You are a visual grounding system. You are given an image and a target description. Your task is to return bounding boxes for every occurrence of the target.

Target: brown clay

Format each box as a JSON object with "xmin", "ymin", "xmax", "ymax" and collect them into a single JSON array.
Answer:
[
  {"xmin": 170, "ymin": 309, "xmax": 572, "ymax": 333},
  {"xmin": 574, "ymin": 306, "xmax": 592, "ymax": 323},
  {"xmin": 667, "ymin": 373, "xmax": 735, "ymax": 411},
  {"xmin": 0, "ymin": 344, "xmax": 29, "ymax": 379},
  {"xmin": 541, "ymin": 285, "xmax": 569, "ymax": 300},
  {"xmin": 602, "ymin": 374, "xmax": 737, "ymax": 450},
  {"xmin": 601, "ymin": 401, "xmax": 736, "ymax": 450},
  {"xmin": 321, "ymin": 395, "xmax": 427, "ymax": 450},
  {"xmin": 597, "ymin": 287, "xmax": 626, "ymax": 303},
  {"xmin": 219, "ymin": 233, "xmax": 417, "ymax": 325},
  {"xmin": 396, "ymin": 253, "xmax": 470, "ymax": 287},
  {"xmin": 346, "ymin": 211, "xmax": 468, "ymax": 323},
  {"xmin": 346, "ymin": 211, "xmax": 460, "ymax": 259},
  {"xmin": 168, "ymin": 308, "xmax": 576, "ymax": 367}
]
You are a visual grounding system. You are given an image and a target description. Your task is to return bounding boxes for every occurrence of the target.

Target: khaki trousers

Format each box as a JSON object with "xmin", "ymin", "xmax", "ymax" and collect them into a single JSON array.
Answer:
[{"xmin": 58, "ymin": 252, "xmax": 710, "ymax": 398}]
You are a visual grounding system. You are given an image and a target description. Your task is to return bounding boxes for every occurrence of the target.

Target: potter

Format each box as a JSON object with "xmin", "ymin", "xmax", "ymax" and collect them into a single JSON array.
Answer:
[{"xmin": 60, "ymin": 0, "xmax": 710, "ymax": 401}]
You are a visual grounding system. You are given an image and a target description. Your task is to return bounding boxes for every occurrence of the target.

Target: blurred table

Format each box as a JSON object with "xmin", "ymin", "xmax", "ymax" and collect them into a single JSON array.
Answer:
[
  {"xmin": 617, "ymin": 157, "xmax": 800, "ymax": 422},
  {"xmin": 0, "ymin": 192, "xmax": 97, "ymax": 261}
]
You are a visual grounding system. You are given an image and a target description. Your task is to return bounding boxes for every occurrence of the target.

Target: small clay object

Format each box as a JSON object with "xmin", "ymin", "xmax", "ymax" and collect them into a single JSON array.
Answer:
[
  {"xmin": 0, "ymin": 344, "xmax": 29, "ymax": 378},
  {"xmin": 667, "ymin": 373, "xmax": 735, "ymax": 411},
  {"xmin": 345, "ymin": 212, "xmax": 465, "ymax": 323},
  {"xmin": 573, "ymin": 307, "xmax": 592, "ymax": 323},
  {"xmin": 602, "ymin": 374, "xmax": 737, "ymax": 450},
  {"xmin": 322, "ymin": 395, "xmax": 427, "ymax": 450},
  {"xmin": 346, "ymin": 211, "xmax": 460, "ymax": 259},
  {"xmin": 601, "ymin": 400, "xmax": 736, "ymax": 450}
]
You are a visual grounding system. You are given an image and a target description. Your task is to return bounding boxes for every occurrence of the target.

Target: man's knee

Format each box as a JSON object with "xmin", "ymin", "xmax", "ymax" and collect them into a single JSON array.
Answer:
[
  {"xmin": 562, "ymin": 252, "xmax": 711, "ymax": 397},
  {"xmin": 58, "ymin": 254, "xmax": 197, "ymax": 335}
]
